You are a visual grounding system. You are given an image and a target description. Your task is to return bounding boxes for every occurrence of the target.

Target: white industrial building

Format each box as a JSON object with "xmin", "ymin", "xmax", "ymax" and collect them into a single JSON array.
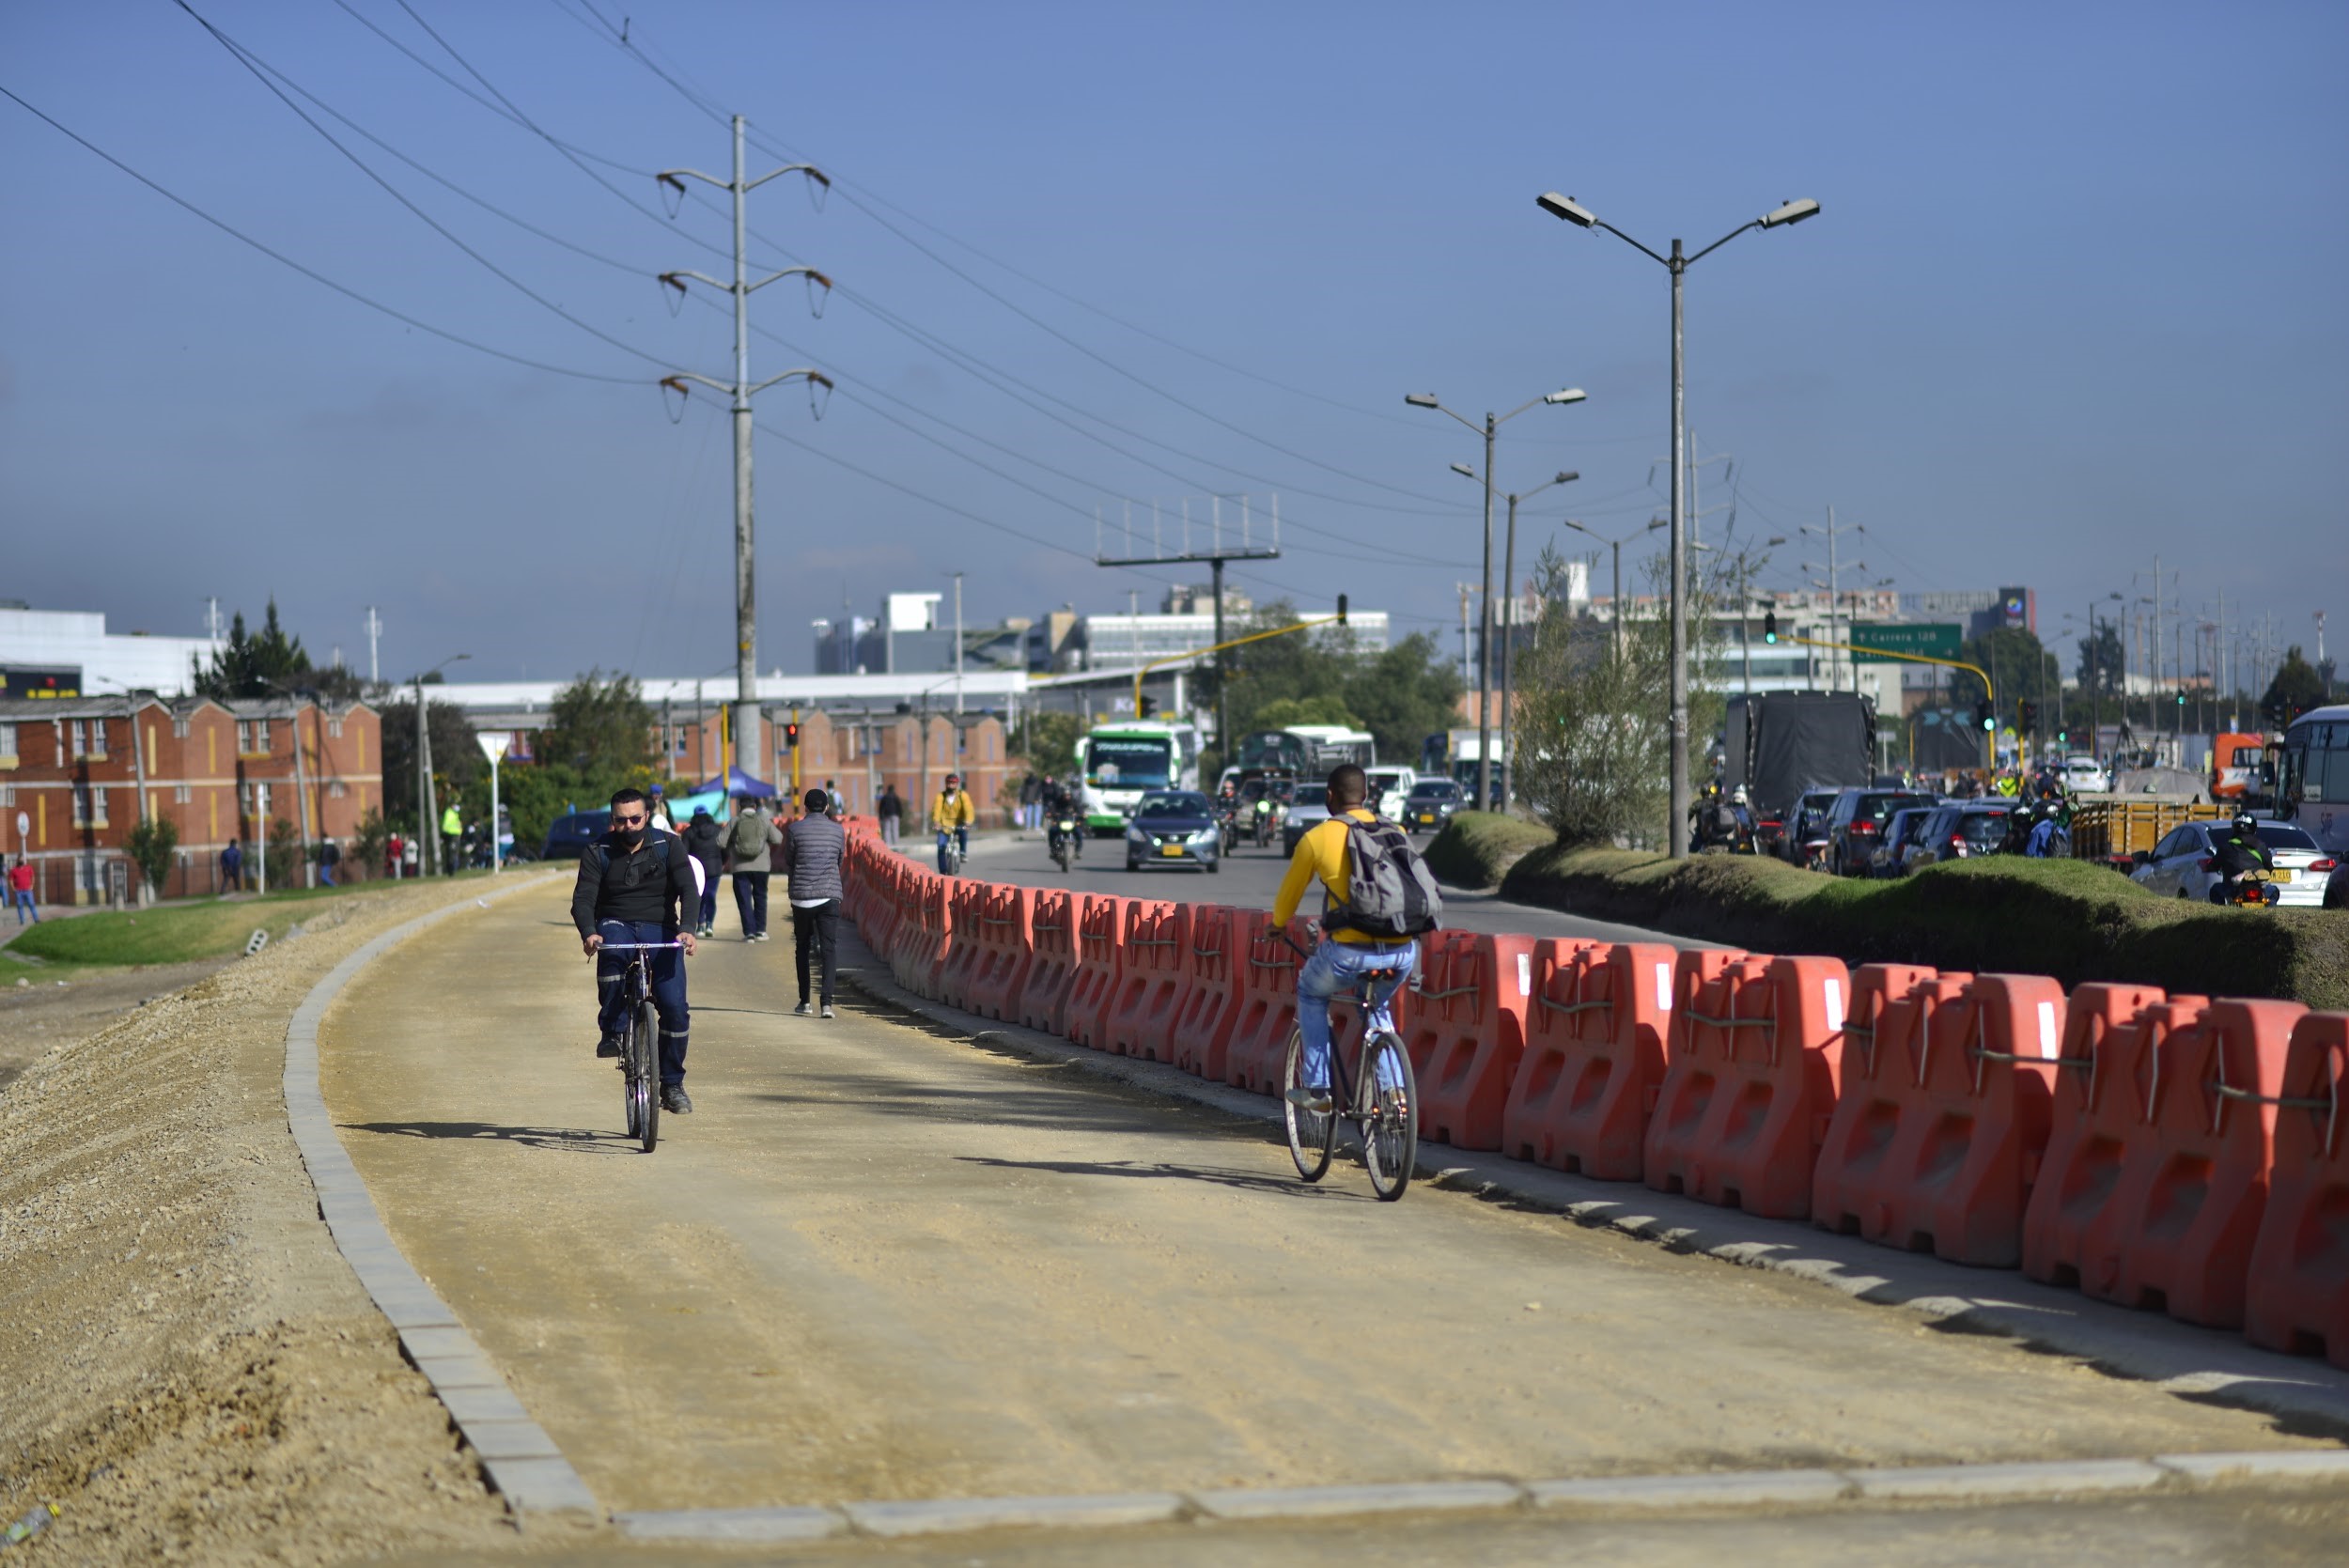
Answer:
[{"xmin": 0, "ymin": 604, "xmax": 225, "ymax": 699}]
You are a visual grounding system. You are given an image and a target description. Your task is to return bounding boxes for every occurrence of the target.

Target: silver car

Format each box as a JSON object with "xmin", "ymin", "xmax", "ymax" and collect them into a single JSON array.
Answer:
[
  {"xmin": 1282, "ymin": 789, "xmax": 1331, "ymax": 856},
  {"xmin": 2129, "ymin": 820, "xmax": 2335, "ymax": 908}
]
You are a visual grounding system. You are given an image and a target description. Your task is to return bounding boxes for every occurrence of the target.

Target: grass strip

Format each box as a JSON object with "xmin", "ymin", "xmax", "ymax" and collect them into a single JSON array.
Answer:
[
  {"xmin": 4, "ymin": 877, "xmax": 449, "ymax": 969},
  {"xmin": 1421, "ymin": 812, "xmax": 1559, "ymax": 890},
  {"xmin": 1501, "ymin": 844, "xmax": 2349, "ymax": 1009}
]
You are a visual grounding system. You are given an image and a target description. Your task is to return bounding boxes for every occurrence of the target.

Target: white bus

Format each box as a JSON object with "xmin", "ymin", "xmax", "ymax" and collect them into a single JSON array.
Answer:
[
  {"xmin": 2277, "ymin": 704, "xmax": 2349, "ymax": 901},
  {"xmin": 1074, "ymin": 721, "xmax": 1200, "ymax": 832}
]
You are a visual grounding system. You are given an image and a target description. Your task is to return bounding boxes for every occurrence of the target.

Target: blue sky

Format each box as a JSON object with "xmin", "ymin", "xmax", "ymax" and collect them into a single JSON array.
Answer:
[{"xmin": 3, "ymin": 1, "xmax": 2342, "ymax": 686}]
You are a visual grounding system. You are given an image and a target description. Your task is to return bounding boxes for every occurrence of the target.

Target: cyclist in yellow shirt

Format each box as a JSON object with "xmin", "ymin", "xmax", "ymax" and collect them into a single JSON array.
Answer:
[
  {"xmin": 1267, "ymin": 765, "xmax": 1419, "ymax": 1114},
  {"xmin": 930, "ymin": 772, "xmax": 976, "ymax": 873}
]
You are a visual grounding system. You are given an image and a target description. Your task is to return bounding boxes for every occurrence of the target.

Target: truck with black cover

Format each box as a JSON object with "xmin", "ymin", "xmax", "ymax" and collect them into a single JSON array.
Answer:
[{"xmin": 1722, "ymin": 691, "xmax": 1877, "ymax": 856}]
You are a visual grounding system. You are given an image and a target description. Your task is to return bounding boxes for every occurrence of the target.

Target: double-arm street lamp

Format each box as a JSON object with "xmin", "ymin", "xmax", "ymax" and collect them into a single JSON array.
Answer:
[
  {"xmin": 1536, "ymin": 191, "xmax": 1821, "ymax": 858},
  {"xmin": 1406, "ymin": 387, "xmax": 1586, "ymax": 807},
  {"xmin": 1449, "ymin": 464, "xmax": 1579, "ymax": 809}
]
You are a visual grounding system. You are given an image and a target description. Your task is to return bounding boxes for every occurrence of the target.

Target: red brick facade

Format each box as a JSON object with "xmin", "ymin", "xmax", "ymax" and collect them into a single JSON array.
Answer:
[
  {"xmin": 0, "ymin": 696, "xmax": 383, "ymax": 905},
  {"xmin": 642, "ymin": 710, "xmax": 1014, "ymax": 826}
]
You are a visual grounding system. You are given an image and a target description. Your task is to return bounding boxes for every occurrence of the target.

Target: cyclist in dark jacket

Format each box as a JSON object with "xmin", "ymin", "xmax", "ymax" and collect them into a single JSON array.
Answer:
[{"xmin": 574, "ymin": 787, "xmax": 700, "ymax": 1113}]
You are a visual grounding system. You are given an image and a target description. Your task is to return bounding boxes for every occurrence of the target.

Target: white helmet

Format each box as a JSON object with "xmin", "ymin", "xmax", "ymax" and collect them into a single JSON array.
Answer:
[{"xmin": 1731, "ymin": 784, "xmax": 1750, "ymax": 805}]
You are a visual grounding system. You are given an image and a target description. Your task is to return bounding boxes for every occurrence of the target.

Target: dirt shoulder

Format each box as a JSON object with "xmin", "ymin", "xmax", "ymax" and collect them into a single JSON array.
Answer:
[
  {"xmin": 0, "ymin": 873, "xmax": 574, "ymax": 1566},
  {"xmin": 0, "ymin": 959, "xmax": 233, "ymax": 1093}
]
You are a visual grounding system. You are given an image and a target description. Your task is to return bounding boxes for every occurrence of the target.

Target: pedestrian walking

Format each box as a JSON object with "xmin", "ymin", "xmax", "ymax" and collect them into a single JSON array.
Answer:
[
  {"xmin": 783, "ymin": 786, "xmax": 847, "ymax": 1017},
  {"xmin": 877, "ymin": 782, "xmax": 903, "ymax": 847},
  {"xmin": 724, "ymin": 794, "xmax": 783, "ymax": 940},
  {"xmin": 319, "ymin": 836, "xmax": 341, "ymax": 888},
  {"xmin": 682, "ymin": 807, "xmax": 724, "ymax": 936},
  {"xmin": 220, "ymin": 838, "xmax": 245, "ymax": 893},
  {"xmin": 386, "ymin": 831, "xmax": 404, "ymax": 879},
  {"xmin": 8, "ymin": 858, "xmax": 37, "ymax": 924},
  {"xmin": 401, "ymin": 835, "xmax": 421, "ymax": 877},
  {"xmin": 440, "ymin": 801, "xmax": 462, "ymax": 876},
  {"xmin": 1018, "ymin": 771, "xmax": 1042, "ymax": 832},
  {"xmin": 823, "ymin": 778, "xmax": 844, "ymax": 818},
  {"xmin": 648, "ymin": 787, "xmax": 677, "ymax": 834}
]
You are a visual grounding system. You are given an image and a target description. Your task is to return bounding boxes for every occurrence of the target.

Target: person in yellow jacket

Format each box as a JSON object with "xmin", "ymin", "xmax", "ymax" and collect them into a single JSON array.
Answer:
[
  {"xmin": 440, "ymin": 801, "xmax": 462, "ymax": 877},
  {"xmin": 1266, "ymin": 764, "xmax": 1418, "ymax": 1115},
  {"xmin": 930, "ymin": 772, "xmax": 976, "ymax": 874}
]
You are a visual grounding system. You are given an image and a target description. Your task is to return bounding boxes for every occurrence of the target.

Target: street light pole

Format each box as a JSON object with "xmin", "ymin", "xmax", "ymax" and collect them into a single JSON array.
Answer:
[
  {"xmin": 1536, "ymin": 191, "xmax": 1820, "ymax": 857},
  {"xmin": 1408, "ymin": 387, "xmax": 1584, "ymax": 809},
  {"xmin": 1563, "ymin": 516, "xmax": 1670, "ymax": 669},
  {"xmin": 1454, "ymin": 466, "xmax": 1579, "ymax": 812}
]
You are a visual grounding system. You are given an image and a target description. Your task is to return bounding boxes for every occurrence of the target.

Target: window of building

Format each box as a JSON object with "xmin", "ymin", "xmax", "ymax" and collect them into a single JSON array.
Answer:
[
  {"xmin": 328, "ymin": 717, "xmax": 344, "ymax": 739},
  {"xmin": 328, "ymin": 780, "xmax": 348, "ymax": 799},
  {"xmin": 176, "ymin": 784, "xmax": 192, "ymax": 804},
  {"xmin": 256, "ymin": 719, "xmax": 272, "ymax": 753},
  {"xmin": 237, "ymin": 721, "xmax": 252, "ymax": 753},
  {"xmin": 0, "ymin": 722, "xmax": 14, "ymax": 761},
  {"xmin": 70, "ymin": 720, "xmax": 88, "ymax": 757},
  {"xmin": 72, "ymin": 783, "xmax": 94, "ymax": 826}
]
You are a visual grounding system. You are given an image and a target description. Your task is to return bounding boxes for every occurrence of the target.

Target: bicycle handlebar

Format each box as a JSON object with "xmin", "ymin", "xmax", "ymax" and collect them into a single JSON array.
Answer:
[{"xmin": 597, "ymin": 940, "xmax": 684, "ymax": 951}]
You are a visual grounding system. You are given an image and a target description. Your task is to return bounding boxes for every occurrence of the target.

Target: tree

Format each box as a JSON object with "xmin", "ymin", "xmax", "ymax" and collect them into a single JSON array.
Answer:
[
  {"xmin": 124, "ymin": 814, "xmax": 179, "ymax": 896},
  {"xmin": 1341, "ymin": 633, "xmax": 1462, "ymax": 765},
  {"xmin": 378, "ymin": 695, "xmax": 481, "ymax": 822},
  {"xmin": 2076, "ymin": 622, "xmax": 2124, "ymax": 699},
  {"xmin": 2263, "ymin": 644, "xmax": 2326, "ymax": 725},
  {"xmin": 1215, "ymin": 605, "xmax": 1460, "ymax": 768},
  {"xmin": 1949, "ymin": 626, "xmax": 2060, "ymax": 717},
  {"xmin": 1012, "ymin": 710, "xmax": 1083, "ymax": 778},
  {"xmin": 1512, "ymin": 545, "xmax": 1669, "ymax": 846},
  {"xmin": 194, "ymin": 601, "xmax": 311, "ymax": 700},
  {"xmin": 1252, "ymin": 694, "xmax": 1362, "ymax": 730},
  {"xmin": 264, "ymin": 816, "xmax": 302, "ymax": 892},
  {"xmin": 535, "ymin": 671, "xmax": 655, "ymax": 777}
]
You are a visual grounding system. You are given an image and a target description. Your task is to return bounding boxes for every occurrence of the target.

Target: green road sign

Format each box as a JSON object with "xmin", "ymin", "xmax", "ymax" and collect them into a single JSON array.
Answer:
[{"xmin": 1849, "ymin": 623, "xmax": 1961, "ymax": 663}]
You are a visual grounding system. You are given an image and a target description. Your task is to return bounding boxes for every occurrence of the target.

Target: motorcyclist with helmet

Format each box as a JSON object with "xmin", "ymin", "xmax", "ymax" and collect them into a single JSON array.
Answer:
[
  {"xmin": 1041, "ymin": 772, "xmax": 1083, "ymax": 863},
  {"xmin": 2209, "ymin": 811, "xmax": 2276, "ymax": 903}
]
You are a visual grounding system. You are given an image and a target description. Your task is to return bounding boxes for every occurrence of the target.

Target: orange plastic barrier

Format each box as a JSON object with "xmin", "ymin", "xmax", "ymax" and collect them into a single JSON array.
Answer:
[
  {"xmin": 2092, "ymin": 998, "xmax": 2301, "ymax": 1327},
  {"xmin": 1814, "ymin": 970, "xmax": 2063, "ymax": 1266},
  {"xmin": 1639, "ymin": 948, "xmax": 1752, "ymax": 1196},
  {"xmin": 1644, "ymin": 953, "xmax": 1848, "ymax": 1219},
  {"xmin": 2021, "ymin": 984, "xmax": 2182, "ymax": 1292},
  {"xmin": 1018, "ymin": 889, "xmax": 1079, "ymax": 1035},
  {"xmin": 1166, "ymin": 905, "xmax": 1242, "ymax": 1080},
  {"xmin": 1502, "ymin": 939, "xmax": 1666, "ymax": 1178},
  {"xmin": 1410, "ymin": 933, "xmax": 1537, "ymax": 1151},
  {"xmin": 1106, "ymin": 900, "xmax": 1190, "ymax": 1062},
  {"xmin": 1060, "ymin": 894, "xmax": 1127, "ymax": 1049},
  {"xmin": 1223, "ymin": 919, "xmax": 1310, "ymax": 1094},
  {"xmin": 1397, "ymin": 931, "xmax": 1472, "ymax": 1090},
  {"xmin": 961, "ymin": 883, "xmax": 1035, "ymax": 1023},
  {"xmin": 2246, "ymin": 1012, "xmax": 2349, "ymax": 1367},
  {"xmin": 889, "ymin": 873, "xmax": 947, "ymax": 993},
  {"xmin": 936, "ymin": 880, "xmax": 988, "ymax": 1009}
]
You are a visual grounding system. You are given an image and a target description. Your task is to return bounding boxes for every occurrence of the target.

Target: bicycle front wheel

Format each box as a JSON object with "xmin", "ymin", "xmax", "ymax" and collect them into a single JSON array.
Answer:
[
  {"xmin": 1280, "ymin": 1025, "xmax": 1334, "ymax": 1182},
  {"xmin": 630, "ymin": 999, "xmax": 660, "ymax": 1154},
  {"xmin": 1359, "ymin": 1032, "xmax": 1417, "ymax": 1202}
]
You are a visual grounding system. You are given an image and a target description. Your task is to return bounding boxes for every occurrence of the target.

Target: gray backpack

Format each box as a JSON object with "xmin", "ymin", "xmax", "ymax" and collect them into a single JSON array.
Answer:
[{"xmin": 1327, "ymin": 815, "xmax": 1443, "ymax": 939}]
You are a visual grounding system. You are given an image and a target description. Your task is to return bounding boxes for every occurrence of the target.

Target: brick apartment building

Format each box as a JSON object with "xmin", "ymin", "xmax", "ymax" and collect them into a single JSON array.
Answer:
[
  {"xmin": 630, "ymin": 708, "xmax": 1017, "ymax": 826},
  {"xmin": 0, "ymin": 694, "xmax": 383, "ymax": 906}
]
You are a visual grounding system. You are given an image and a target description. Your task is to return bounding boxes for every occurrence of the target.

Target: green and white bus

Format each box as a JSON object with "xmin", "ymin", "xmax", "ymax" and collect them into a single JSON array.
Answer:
[{"xmin": 1074, "ymin": 721, "xmax": 1200, "ymax": 832}]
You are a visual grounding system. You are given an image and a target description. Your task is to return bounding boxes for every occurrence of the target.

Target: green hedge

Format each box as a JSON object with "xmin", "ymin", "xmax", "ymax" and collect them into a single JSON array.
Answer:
[
  {"xmin": 1499, "ymin": 846, "xmax": 2349, "ymax": 1010},
  {"xmin": 1421, "ymin": 812, "xmax": 1558, "ymax": 890}
]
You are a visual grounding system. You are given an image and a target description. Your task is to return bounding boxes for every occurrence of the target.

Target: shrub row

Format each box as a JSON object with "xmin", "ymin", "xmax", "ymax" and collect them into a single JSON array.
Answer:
[{"xmin": 1419, "ymin": 812, "xmax": 1556, "ymax": 890}]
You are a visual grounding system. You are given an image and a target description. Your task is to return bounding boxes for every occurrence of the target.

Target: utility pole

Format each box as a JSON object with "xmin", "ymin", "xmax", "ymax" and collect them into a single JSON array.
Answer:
[
  {"xmin": 364, "ymin": 605, "xmax": 381, "ymax": 685},
  {"xmin": 950, "ymin": 570, "xmax": 966, "ymax": 715},
  {"xmin": 1801, "ymin": 506, "xmax": 1859, "ymax": 694},
  {"xmin": 659, "ymin": 116, "xmax": 832, "ymax": 784},
  {"xmin": 1097, "ymin": 494, "xmax": 1280, "ymax": 769},
  {"xmin": 416, "ymin": 677, "xmax": 435, "ymax": 877}
]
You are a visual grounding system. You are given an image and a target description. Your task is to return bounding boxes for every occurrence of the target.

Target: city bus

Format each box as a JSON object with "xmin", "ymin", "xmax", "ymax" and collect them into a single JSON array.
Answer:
[
  {"xmin": 1074, "ymin": 721, "xmax": 1200, "ymax": 832},
  {"xmin": 1234, "ymin": 724, "xmax": 1376, "ymax": 779},
  {"xmin": 2276, "ymin": 704, "xmax": 2349, "ymax": 884}
]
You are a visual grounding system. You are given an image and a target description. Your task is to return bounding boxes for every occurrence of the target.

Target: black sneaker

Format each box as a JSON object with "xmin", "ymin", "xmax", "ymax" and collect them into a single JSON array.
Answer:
[
  {"xmin": 661, "ymin": 1085, "xmax": 693, "ymax": 1114},
  {"xmin": 596, "ymin": 1032, "xmax": 622, "ymax": 1059},
  {"xmin": 793, "ymin": 1001, "xmax": 812, "ymax": 1017}
]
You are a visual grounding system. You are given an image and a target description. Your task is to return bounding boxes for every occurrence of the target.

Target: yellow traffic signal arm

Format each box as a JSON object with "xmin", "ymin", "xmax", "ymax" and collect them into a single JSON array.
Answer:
[{"xmin": 1786, "ymin": 635, "xmax": 1997, "ymax": 768}]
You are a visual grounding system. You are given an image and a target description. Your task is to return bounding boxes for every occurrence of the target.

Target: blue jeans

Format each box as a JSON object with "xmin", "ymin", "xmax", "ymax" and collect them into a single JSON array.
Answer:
[
  {"xmin": 1296, "ymin": 938, "xmax": 1415, "ymax": 1092},
  {"xmin": 697, "ymin": 879, "xmax": 718, "ymax": 929},
  {"xmin": 10, "ymin": 889, "xmax": 35, "ymax": 924},
  {"xmin": 936, "ymin": 826, "xmax": 968, "ymax": 873},
  {"xmin": 596, "ymin": 919, "xmax": 690, "ymax": 1086}
]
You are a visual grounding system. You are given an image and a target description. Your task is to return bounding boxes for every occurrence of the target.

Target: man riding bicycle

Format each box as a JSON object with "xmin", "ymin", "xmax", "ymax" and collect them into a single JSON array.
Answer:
[
  {"xmin": 1266, "ymin": 764, "xmax": 1439, "ymax": 1116},
  {"xmin": 574, "ymin": 787, "xmax": 700, "ymax": 1114},
  {"xmin": 931, "ymin": 771, "xmax": 975, "ymax": 873}
]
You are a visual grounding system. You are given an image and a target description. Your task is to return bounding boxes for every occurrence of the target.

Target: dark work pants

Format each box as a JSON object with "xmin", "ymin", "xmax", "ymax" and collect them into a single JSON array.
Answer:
[
  {"xmin": 793, "ymin": 898, "xmax": 839, "ymax": 1005},
  {"xmin": 697, "ymin": 878, "xmax": 718, "ymax": 929},
  {"xmin": 732, "ymin": 871, "xmax": 770, "ymax": 937},
  {"xmin": 595, "ymin": 919, "xmax": 690, "ymax": 1086}
]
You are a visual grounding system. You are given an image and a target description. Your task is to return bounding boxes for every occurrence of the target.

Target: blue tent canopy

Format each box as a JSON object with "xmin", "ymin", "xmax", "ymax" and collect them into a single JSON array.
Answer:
[{"xmin": 694, "ymin": 765, "xmax": 778, "ymax": 800}]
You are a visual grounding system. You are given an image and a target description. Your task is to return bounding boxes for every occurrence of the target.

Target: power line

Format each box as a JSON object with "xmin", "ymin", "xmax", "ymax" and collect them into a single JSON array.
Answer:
[
  {"xmin": 0, "ymin": 82, "xmax": 645, "ymax": 384},
  {"xmin": 175, "ymin": 0, "xmax": 679, "ymax": 371}
]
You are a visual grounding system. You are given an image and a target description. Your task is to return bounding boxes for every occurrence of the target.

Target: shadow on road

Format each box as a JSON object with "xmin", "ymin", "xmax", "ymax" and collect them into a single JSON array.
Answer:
[
  {"xmin": 340, "ymin": 1120, "xmax": 637, "ymax": 1155},
  {"xmin": 745, "ymin": 1067, "xmax": 1181, "ymax": 1138},
  {"xmin": 956, "ymin": 1153, "xmax": 1370, "ymax": 1199}
]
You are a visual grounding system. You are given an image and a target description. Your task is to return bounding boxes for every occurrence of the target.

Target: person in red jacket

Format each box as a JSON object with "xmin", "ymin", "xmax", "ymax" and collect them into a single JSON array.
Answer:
[{"xmin": 8, "ymin": 857, "xmax": 37, "ymax": 925}]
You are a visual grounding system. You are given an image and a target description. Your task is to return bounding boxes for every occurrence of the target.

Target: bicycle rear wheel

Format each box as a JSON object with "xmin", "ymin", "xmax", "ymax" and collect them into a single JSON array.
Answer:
[
  {"xmin": 1359, "ymin": 1032, "xmax": 1417, "ymax": 1201},
  {"xmin": 630, "ymin": 998, "xmax": 660, "ymax": 1154},
  {"xmin": 1280, "ymin": 1024, "xmax": 1334, "ymax": 1182}
]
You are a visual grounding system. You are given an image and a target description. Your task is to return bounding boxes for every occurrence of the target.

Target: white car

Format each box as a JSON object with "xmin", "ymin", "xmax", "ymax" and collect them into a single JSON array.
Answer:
[
  {"xmin": 1366, "ymin": 767, "xmax": 1416, "ymax": 821},
  {"xmin": 2061, "ymin": 754, "xmax": 2110, "ymax": 793},
  {"xmin": 2129, "ymin": 819, "xmax": 2337, "ymax": 908}
]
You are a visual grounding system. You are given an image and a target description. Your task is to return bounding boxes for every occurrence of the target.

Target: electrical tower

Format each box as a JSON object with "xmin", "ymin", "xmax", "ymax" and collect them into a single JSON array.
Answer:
[
  {"xmin": 659, "ymin": 115, "xmax": 833, "ymax": 781},
  {"xmin": 1095, "ymin": 495, "xmax": 1282, "ymax": 763}
]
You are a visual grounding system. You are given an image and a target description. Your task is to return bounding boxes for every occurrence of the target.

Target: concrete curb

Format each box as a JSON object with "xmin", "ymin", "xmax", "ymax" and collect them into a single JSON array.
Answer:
[
  {"xmin": 831, "ymin": 922, "xmax": 2349, "ymax": 1437},
  {"xmin": 281, "ymin": 875, "xmax": 599, "ymax": 1517}
]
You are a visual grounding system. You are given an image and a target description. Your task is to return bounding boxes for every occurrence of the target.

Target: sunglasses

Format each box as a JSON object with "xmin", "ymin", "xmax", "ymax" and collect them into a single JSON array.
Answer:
[{"xmin": 613, "ymin": 813, "xmax": 647, "ymax": 827}]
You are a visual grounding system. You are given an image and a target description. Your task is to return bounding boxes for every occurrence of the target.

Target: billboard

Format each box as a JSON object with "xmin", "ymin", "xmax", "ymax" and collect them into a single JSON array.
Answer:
[{"xmin": 0, "ymin": 665, "xmax": 81, "ymax": 699}]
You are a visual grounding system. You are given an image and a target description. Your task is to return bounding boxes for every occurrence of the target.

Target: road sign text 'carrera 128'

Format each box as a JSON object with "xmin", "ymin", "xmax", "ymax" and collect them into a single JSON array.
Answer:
[{"xmin": 1849, "ymin": 624, "xmax": 1961, "ymax": 663}]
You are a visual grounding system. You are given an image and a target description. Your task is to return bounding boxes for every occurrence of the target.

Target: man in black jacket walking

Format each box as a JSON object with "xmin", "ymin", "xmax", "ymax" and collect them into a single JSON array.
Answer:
[
  {"xmin": 681, "ymin": 807, "xmax": 724, "ymax": 937},
  {"xmin": 783, "ymin": 787, "xmax": 847, "ymax": 1017},
  {"xmin": 574, "ymin": 787, "xmax": 701, "ymax": 1113}
]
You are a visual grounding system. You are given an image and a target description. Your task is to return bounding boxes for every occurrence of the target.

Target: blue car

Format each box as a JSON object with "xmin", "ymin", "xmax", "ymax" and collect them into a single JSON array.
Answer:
[{"xmin": 540, "ymin": 809, "xmax": 612, "ymax": 861}]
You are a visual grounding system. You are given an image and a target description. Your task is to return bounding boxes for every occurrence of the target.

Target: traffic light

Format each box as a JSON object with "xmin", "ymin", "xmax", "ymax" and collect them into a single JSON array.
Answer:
[
  {"xmin": 783, "ymin": 721, "xmax": 800, "ymax": 749},
  {"xmin": 2057, "ymin": 727, "xmax": 2069, "ymax": 747},
  {"xmin": 1763, "ymin": 611, "xmax": 1778, "ymax": 644},
  {"xmin": 2018, "ymin": 700, "xmax": 2039, "ymax": 736},
  {"xmin": 1138, "ymin": 694, "xmax": 1158, "ymax": 718},
  {"xmin": 1974, "ymin": 700, "xmax": 1995, "ymax": 733},
  {"xmin": 1335, "ymin": 593, "xmax": 1349, "ymax": 627}
]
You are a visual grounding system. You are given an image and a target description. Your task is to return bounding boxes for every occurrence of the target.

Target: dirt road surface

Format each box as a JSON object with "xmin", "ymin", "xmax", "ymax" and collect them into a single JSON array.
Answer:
[{"xmin": 321, "ymin": 880, "xmax": 2326, "ymax": 1524}]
